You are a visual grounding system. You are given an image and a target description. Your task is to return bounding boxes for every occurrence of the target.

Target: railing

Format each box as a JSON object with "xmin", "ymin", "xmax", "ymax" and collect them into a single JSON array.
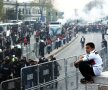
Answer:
[
  {"xmin": 0, "ymin": 47, "xmax": 107, "ymax": 90},
  {"xmin": 1, "ymin": 77, "xmax": 21, "ymax": 90},
  {"xmin": 0, "ymin": 56, "xmax": 81, "ymax": 90},
  {"xmin": 98, "ymin": 47, "xmax": 107, "ymax": 71},
  {"xmin": 21, "ymin": 56, "xmax": 78, "ymax": 90},
  {"xmin": 22, "ymin": 36, "xmax": 75, "ymax": 60}
]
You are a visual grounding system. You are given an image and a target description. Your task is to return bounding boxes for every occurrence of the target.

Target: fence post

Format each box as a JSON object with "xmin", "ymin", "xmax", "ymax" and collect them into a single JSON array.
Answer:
[
  {"xmin": 37, "ymin": 64, "xmax": 40, "ymax": 90},
  {"xmin": 35, "ymin": 42, "xmax": 38, "ymax": 57},
  {"xmin": 26, "ymin": 45, "xmax": 28, "ymax": 60},
  {"xmin": 64, "ymin": 59, "xmax": 68, "ymax": 90},
  {"xmin": 76, "ymin": 68, "xmax": 79, "ymax": 90},
  {"xmin": 75, "ymin": 56, "xmax": 78, "ymax": 90}
]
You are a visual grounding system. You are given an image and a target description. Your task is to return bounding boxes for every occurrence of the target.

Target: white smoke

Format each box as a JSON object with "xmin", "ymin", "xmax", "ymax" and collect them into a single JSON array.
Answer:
[{"xmin": 54, "ymin": 0, "xmax": 108, "ymax": 23}]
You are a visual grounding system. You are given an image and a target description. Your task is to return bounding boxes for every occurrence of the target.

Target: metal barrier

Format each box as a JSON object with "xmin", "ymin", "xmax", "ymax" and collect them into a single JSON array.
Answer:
[
  {"xmin": 21, "ymin": 56, "xmax": 78, "ymax": 90},
  {"xmin": 2, "ymin": 47, "xmax": 106, "ymax": 90},
  {"xmin": 98, "ymin": 47, "xmax": 107, "ymax": 71},
  {"xmin": 22, "ymin": 43, "xmax": 36, "ymax": 60},
  {"xmin": 1, "ymin": 77, "xmax": 21, "ymax": 90},
  {"xmin": 1, "ymin": 48, "xmax": 106, "ymax": 90},
  {"xmin": 21, "ymin": 65, "xmax": 38, "ymax": 90},
  {"xmin": 22, "ymin": 37, "xmax": 74, "ymax": 60}
]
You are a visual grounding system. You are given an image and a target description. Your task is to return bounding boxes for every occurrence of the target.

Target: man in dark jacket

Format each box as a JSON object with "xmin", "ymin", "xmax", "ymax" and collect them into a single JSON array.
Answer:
[
  {"xmin": 39, "ymin": 40, "xmax": 46, "ymax": 57},
  {"xmin": 16, "ymin": 45, "xmax": 22, "ymax": 59},
  {"xmin": 1, "ymin": 57, "xmax": 12, "ymax": 81},
  {"xmin": 80, "ymin": 36, "xmax": 85, "ymax": 48},
  {"xmin": 0, "ymin": 49, "xmax": 3, "ymax": 61},
  {"xmin": 10, "ymin": 46, "xmax": 16, "ymax": 57},
  {"xmin": 26, "ymin": 34, "xmax": 30, "ymax": 44}
]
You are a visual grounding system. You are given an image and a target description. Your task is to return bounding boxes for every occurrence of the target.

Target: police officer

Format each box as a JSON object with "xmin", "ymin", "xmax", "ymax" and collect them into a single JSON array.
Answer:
[
  {"xmin": 1, "ymin": 57, "xmax": 12, "ymax": 81},
  {"xmin": 11, "ymin": 57, "xmax": 19, "ymax": 78},
  {"xmin": 74, "ymin": 42, "xmax": 103, "ymax": 84},
  {"xmin": 0, "ymin": 60, "xmax": 3, "ymax": 83},
  {"xmin": 39, "ymin": 40, "xmax": 46, "ymax": 57},
  {"xmin": 10, "ymin": 46, "xmax": 16, "ymax": 57},
  {"xmin": 0, "ymin": 49, "xmax": 3, "ymax": 61},
  {"xmin": 16, "ymin": 44, "xmax": 22, "ymax": 59}
]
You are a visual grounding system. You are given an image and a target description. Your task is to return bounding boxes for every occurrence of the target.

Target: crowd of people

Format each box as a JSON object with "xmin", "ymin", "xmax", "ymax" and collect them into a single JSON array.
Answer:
[
  {"xmin": 0, "ymin": 21, "xmax": 76, "ymax": 85},
  {"xmin": 0, "ymin": 23, "xmax": 35, "ymax": 83},
  {"xmin": 0, "ymin": 21, "xmax": 108, "ymax": 85},
  {"xmin": 35, "ymin": 24, "xmax": 77, "ymax": 57}
]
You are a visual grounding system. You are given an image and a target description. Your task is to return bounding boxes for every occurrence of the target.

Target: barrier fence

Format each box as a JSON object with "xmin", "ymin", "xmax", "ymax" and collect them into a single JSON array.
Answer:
[
  {"xmin": 22, "ymin": 36, "xmax": 75, "ymax": 60},
  {"xmin": 0, "ymin": 47, "xmax": 108, "ymax": 90},
  {"xmin": 98, "ymin": 47, "xmax": 107, "ymax": 71},
  {"xmin": 21, "ymin": 57, "xmax": 78, "ymax": 90},
  {"xmin": 1, "ymin": 77, "xmax": 21, "ymax": 90}
]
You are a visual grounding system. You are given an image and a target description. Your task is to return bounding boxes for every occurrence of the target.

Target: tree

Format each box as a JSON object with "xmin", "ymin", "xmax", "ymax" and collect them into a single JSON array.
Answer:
[
  {"xmin": 44, "ymin": 0, "xmax": 63, "ymax": 22},
  {"xmin": 0, "ymin": 0, "xmax": 3, "ymax": 21}
]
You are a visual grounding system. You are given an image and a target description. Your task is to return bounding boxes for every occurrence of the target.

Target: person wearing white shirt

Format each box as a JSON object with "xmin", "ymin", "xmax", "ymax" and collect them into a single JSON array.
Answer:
[{"xmin": 74, "ymin": 42, "xmax": 103, "ymax": 84}]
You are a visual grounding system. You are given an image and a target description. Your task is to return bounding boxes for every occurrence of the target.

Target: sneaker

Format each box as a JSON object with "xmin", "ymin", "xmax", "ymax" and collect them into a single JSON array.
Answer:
[{"xmin": 80, "ymin": 78, "xmax": 94, "ymax": 84}]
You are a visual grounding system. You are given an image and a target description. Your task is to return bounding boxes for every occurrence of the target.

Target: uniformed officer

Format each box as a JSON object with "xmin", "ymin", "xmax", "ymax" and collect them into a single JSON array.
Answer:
[
  {"xmin": 39, "ymin": 40, "xmax": 46, "ymax": 57},
  {"xmin": 16, "ymin": 44, "xmax": 22, "ymax": 59},
  {"xmin": 0, "ymin": 49, "xmax": 3, "ymax": 61},
  {"xmin": 74, "ymin": 42, "xmax": 103, "ymax": 84},
  {"xmin": 1, "ymin": 57, "xmax": 12, "ymax": 81}
]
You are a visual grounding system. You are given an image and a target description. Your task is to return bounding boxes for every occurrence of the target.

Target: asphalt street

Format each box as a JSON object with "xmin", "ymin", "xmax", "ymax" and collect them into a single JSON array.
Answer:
[{"xmin": 56, "ymin": 32, "xmax": 102, "ymax": 59}]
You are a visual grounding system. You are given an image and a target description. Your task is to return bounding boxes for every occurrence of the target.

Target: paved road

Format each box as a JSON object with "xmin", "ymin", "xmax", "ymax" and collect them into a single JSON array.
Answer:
[
  {"xmin": 54, "ymin": 32, "xmax": 103, "ymax": 90},
  {"xmin": 56, "ymin": 32, "xmax": 102, "ymax": 59}
]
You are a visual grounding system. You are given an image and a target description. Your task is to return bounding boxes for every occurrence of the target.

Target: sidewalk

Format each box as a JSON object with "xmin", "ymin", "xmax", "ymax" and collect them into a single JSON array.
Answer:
[
  {"xmin": 35, "ymin": 35, "xmax": 78, "ymax": 61},
  {"xmin": 23, "ymin": 34, "xmax": 78, "ymax": 61}
]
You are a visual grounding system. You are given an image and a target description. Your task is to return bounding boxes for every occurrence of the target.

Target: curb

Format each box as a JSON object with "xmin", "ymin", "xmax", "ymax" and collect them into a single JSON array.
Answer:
[{"xmin": 45, "ymin": 36, "xmax": 78, "ymax": 59}]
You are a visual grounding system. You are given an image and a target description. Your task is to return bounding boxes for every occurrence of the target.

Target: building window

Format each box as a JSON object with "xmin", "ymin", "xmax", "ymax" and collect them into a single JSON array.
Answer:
[
  {"xmin": 26, "ymin": 9, "xmax": 29, "ymax": 15},
  {"xmin": 29, "ymin": 9, "xmax": 31, "ymax": 14},
  {"xmin": 18, "ymin": 8, "xmax": 21, "ymax": 13},
  {"xmin": 22, "ymin": 8, "xmax": 25, "ymax": 14},
  {"xmin": 38, "ymin": 9, "xmax": 40, "ymax": 14}
]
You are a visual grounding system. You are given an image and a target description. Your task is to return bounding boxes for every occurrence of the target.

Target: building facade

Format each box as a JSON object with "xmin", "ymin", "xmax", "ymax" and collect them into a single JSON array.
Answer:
[{"xmin": 3, "ymin": 0, "xmax": 50, "ymax": 22}]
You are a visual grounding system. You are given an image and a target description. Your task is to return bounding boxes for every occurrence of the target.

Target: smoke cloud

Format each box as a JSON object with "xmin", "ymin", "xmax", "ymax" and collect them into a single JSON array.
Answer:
[{"xmin": 54, "ymin": 0, "xmax": 108, "ymax": 23}]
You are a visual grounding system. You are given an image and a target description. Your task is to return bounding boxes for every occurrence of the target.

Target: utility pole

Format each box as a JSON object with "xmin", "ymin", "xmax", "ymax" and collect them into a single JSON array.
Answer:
[
  {"xmin": 24, "ymin": 3, "xmax": 27, "ymax": 21},
  {"xmin": 16, "ymin": 0, "xmax": 19, "ymax": 22}
]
